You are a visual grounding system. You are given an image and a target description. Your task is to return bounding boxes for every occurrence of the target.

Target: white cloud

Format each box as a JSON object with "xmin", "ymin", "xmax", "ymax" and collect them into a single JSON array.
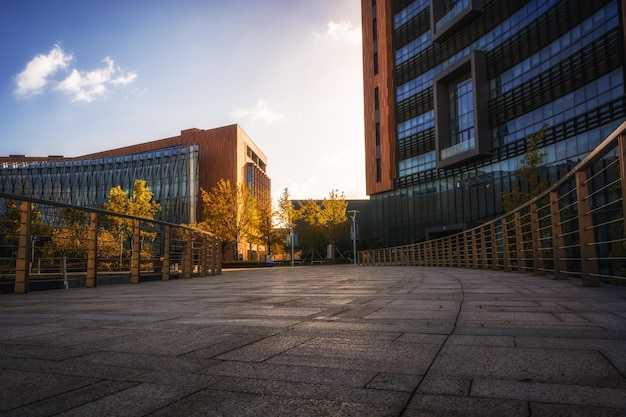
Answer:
[
  {"xmin": 231, "ymin": 100, "xmax": 284, "ymax": 125},
  {"xmin": 55, "ymin": 56, "xmax": 138, "ymax": 102},
  {"xmin": 13, "ymin": 45, "xmax": 73, "ymax": 98},
  {"xmin": 13, "ymin": 46, "xmax": 137, "ymax": 103},
  {"xmin": 326, "ymin": 20, "xmax": 361, "ymax": 43}
]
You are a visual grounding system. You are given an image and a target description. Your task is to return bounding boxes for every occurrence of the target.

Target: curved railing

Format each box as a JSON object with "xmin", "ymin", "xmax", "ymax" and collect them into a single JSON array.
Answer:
[
  {"xmin": 0, "ymin": 193, "xmax": 221, "ymax": 294},
  {"xmin": 358, "ymin": 121, "xmax": 626, "ymax": 287}
]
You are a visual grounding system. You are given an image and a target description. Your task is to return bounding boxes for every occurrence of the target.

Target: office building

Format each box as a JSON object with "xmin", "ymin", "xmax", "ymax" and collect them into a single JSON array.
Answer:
[
  {"xmin": 0, "ymin": 124, "xmax": 270, "ymax": 229},
  {"xmin": 360, "ymin": 0, "xmax": 626, "ymax": 246}
]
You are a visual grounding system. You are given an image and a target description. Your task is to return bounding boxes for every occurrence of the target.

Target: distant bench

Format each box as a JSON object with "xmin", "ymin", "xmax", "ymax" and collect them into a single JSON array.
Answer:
[{"xmin": 311, "ymin": 260, "xmax": 325, "ymax": 264}]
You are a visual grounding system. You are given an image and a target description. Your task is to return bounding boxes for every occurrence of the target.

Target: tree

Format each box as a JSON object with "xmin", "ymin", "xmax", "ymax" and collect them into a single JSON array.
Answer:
[
  {"xmin": 502, "ymin": 125, "xmax": 549, "ymax": 212},
  {"xmin": 276, "ymin": 188, "xmax": 296, "ymax": 228},
  {"xmin": 275, "ymin": 188, "xmax": 296, "ymax": 259},
  {"xmin": 249, "ymin": 190, "xmax": 275, "ymax": 256},
  {"xmin": 199, "ymin": 179, "xmax": 255, "ymax": 260},
  {"xmin": 47, "ymin": 207, "xmax": 89, "ymax": 261},
  {"xmin": 0, "ymin": 199, "xmax": 51, "ymax": 270},
  {"xmin": 102, "ymin": 179, "xmax": 161, "ymax": 267},
  {"xmin": 294, "ymin": 189, "xmax": 349, "ymax": 260}
]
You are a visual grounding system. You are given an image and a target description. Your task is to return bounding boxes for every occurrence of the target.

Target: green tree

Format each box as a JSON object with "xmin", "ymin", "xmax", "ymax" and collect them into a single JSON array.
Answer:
[{"xmin": 502, "ymin": 125, "xmax": 549, "ymax": 212}]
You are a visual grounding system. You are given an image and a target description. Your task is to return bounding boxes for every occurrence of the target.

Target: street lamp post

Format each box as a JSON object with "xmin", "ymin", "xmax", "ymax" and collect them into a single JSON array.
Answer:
[{"xmin": 348, "ymin": 210, "xmax": 358, "ymax": 266}]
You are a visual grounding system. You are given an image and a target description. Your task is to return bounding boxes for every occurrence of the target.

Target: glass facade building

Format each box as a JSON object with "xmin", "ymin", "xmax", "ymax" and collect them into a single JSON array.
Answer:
[
  {"xmin": 360, "ymin": 0, "xmax": 626, "ymax": 247},
  {"xmin": 0, "ymin": 124, "xmax": 271, "ymax": 232},
  {"xmin": 1, "ymin": 145, "xmax": 199, "ymax": 225}
]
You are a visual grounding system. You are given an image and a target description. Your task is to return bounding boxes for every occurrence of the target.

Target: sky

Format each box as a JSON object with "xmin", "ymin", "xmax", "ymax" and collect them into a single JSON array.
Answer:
[{"xmin": 0, "ymin": 0, "xmax": 366, "ymax": 201}]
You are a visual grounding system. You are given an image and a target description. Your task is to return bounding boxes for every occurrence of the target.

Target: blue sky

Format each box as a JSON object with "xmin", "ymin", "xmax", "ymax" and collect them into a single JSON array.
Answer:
[{"xmin": 0, "ymin": 0, "xmax": 365, "ymax": 200}]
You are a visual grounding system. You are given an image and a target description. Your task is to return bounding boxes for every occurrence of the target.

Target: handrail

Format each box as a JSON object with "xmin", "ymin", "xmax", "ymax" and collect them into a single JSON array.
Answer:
[
  {"xmin": 0, "ymin": 193, "xmax": 221, "ymax": 293},
  {"xmin": 358, "ymin": 121, "xmax": 626, "ymax": 286}
]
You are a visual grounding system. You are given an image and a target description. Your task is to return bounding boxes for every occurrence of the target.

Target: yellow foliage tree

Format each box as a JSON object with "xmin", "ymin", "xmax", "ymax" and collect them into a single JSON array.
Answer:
[{"xmin": 199, "ymin": 179, "xmax": 255, "ymax": 260}]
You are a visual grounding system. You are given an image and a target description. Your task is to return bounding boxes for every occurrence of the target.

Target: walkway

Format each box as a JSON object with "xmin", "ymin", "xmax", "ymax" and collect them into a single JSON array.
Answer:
[{"xmin": 1, "ymin": 266, "xmax": 626, "ymax": 416}]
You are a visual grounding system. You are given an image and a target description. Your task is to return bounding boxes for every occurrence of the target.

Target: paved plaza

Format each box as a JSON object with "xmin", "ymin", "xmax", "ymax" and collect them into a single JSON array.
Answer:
[{"xmin": 1, "ymin": 265, "xmax": 626, "ymax": 416}]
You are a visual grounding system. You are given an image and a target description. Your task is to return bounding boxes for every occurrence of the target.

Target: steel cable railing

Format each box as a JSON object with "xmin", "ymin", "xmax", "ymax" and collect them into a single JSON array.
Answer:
[
  {"xmin": 358, "ymin": 121, "xmax": 626, "ymax": 286},
  {"xmin": 0, "ymin": 193, "xmax": 221, "ymax": 294}
]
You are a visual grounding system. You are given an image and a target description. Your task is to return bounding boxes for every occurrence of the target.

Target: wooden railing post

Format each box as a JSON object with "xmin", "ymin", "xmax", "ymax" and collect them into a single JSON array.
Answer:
[
  {"xmin": 619, "ymin": 133, "xmax": 626, "ymax": 235},
  {"xmin": 550, "ymin": 191, "xmax": 567, "ymax": 280},
  {"xmin": 514, "ymin": 211, "xmax": 524, "ymax": 271},
  {"xmin": 463, "ymin": 231, "xmax": 470, "ymax": 268},
  {"xmin": 490, "ymin": 223, "xmax": 498, "ymax": 269},
  {"xmin": 200, "ymin": 235, "xmax": 208, "ymax": 276},
  {"xmin": 480, "ymin": 227, "xmax": 488, "ymax": 269},
  {"xmin": 213, "ymin": 237, "xmax": 222, "ymax": 275},
  {"xmin": 14, "ymin": 202, "xmax": 31, "ymax": 294},
  {"xmin": 576, "ymin": 170, "xmax": 600, "ymax": 286},
  {"xmin": 183, "ymin": 230, "xmax": 192, "ymax": 279},
  {"xmin": 86, "ymin": 212, "xmax": 98, "ymax": 288},
  {"xmin": 530, "ymin": 202, "xmax": 545, "ymax": 275},
  {"xmin": 502, "ymin": 217, "xmax": 511, "ymax": 271}
]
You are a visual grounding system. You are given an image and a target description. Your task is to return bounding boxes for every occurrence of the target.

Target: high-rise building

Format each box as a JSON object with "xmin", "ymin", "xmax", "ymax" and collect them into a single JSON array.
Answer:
[
  {"xmin": 360, "ymin": 0, "xmax": 626, "ymax": 246},
  {"xmin": 0, "ymin": 124, "xmax": 270, "ymax": 250}
]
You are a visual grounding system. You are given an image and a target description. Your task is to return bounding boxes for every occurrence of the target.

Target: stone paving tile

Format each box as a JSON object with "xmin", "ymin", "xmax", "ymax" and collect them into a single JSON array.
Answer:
[
  {"xmin": 404, "ymin": 394, "xmax": 530, "ymax": 417},
  {"xmin": 0, "ymin": 342, "xmax": 91, "ymax": 361},
  {"xmin": 471, "ymin": 378, "xmax": 626, "ymax": 409},
  {"xmin": 3, "ymin": 326, "xmax": 142, "ymax": 348},
  {"xmin": 267, "ymin": 336, "xmax": 443, "ymax": 374},
  {"xmin": 529, "ymin": 402, "xmax": 626, "ymax": 417},
  {"xmin": 294, "ymin": 319, "xmax": 454, "ymax": 335},
  {"xmin": 365, "ymin": 372, "xmax": 422, "ymax": 392},
  {"xmin": 0, "ymin": 322, "xmax": 74, "ymax": 341},
  {"xmin": 0, "ymin": 355, "xmax": 149, "ymax": 380},
  {"xmin": 214, "ymin": 334, "xmax": 313, "ymax": 362},
  {"xmin": 1, "ymin": 380, "xmax": 137, "ymax": 417},
  {"xmin": 417, "ymin": 376, "xmax": 472, "ymax": 396},
  {"xmin": 69, "ymin": 350, "xmax": 219, "ymax": 373},
  {"xmin": 212, "ymin": 375, "xmax": 409, "ymax": 406},
  {"xmin": 428, "ymin": 344, "xmax": 624, "ymax": 387},
  {"xmin": 0, "ymin": 369, "xmax": 99, "ymax": 411},
  {"xmin": 129, "ymin": 369, "xmax": 221, "ymax": 388},
  {"xmin": 147, "ymin": 388, "xmax": 402, "ymax": 417},
  {"xmin": 202, "ymin": 360, "xmax": 377, "ymax": 387},
  {"xmin": 53, "ymin": 383, "xmax": 200, "ymax": 417},
  {"xmin": 393, "ymin": 332, "xmax": 448, "ymax": 344},
  {"xmin": 184, "ymin": 333, "xmax": 270, "ymax": 359},
  {"xmin": 445, "ymin": 334, "xmax": 515, "ymax": 347}
]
